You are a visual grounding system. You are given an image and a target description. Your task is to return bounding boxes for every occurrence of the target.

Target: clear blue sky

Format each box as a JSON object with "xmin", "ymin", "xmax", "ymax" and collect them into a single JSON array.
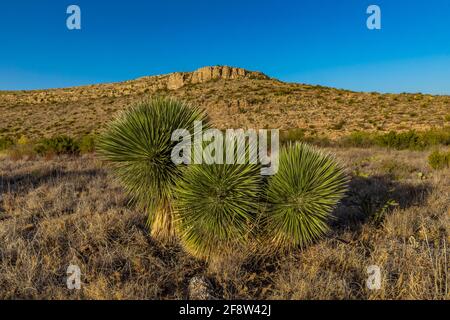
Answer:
[{"xmin": 1, "ymin": 0, "xmax": 450, "ymax": 94}]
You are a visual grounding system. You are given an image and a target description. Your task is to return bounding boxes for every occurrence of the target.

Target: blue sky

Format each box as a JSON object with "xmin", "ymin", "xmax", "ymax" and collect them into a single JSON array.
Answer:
[{"xmin": 1, "ymin": 0, "xmax": 450, "ymax": 94}]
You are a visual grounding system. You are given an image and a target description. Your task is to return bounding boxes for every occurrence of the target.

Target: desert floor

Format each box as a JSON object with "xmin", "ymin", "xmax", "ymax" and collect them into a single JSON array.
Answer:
[{"xmin": 0, "ymin": 147, "xmax": 448, "ymax": 299}]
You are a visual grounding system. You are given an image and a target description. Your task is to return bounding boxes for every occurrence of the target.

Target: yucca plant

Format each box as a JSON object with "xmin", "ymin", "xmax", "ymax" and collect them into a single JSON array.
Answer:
[
  {"xmin": 173, "ymin": 161, "xmax": 262, "ymax": 260},
  {"xmin": 263, "ymin": 143, "xmax": 349, "ymax": 250},
  {"xmin": 96, "ymin": 97, "xmax": 208, "ymax": 241}
]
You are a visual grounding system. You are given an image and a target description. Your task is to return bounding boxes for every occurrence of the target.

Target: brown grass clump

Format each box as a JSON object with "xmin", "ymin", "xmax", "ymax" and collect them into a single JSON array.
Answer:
[{"xmin": 0, "ymin": 148, "xmax": 448, "ymax": 300}]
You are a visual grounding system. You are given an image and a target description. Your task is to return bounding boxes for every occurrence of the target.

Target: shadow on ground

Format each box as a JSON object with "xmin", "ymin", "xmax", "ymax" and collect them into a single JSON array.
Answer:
[
  {"xmin": 0, "ymin": 167, "xmax": 104, "ymax": 215},
  {"xmin": 332, "ymin": 174, "xmax": 432, "ymax": 233},
  {"xmin": 0, "ymin": 168, "xmax": 103, "ymax": 194}
]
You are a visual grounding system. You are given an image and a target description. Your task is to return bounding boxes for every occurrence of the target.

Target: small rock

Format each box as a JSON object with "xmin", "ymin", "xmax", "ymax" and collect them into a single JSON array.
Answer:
[{"xmin": 188, "ymin": 275, "xmax": 214, "ymax": 300}]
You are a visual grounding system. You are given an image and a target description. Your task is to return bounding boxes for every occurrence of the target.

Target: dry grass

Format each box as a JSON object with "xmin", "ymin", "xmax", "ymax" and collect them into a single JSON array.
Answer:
[{"xmin": 0, "ymin": 148, "xmax": 448, "ymax": 300}]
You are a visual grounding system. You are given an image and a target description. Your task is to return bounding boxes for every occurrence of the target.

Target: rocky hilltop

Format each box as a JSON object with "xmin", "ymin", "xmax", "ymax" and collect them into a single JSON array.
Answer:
[
  {"xmin": 166, "ymin": 66, "xmax": 269, "ymax": 90},
  {"xmin": 0, "ymin": 66, "xmax": 269, "ymax": 105}
]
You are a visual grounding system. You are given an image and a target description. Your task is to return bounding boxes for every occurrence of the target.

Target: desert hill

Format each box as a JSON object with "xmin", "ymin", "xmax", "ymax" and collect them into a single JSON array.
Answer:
[{"xmin": 0, "ymin": 66, "xmax": 449, "ymax": 140}]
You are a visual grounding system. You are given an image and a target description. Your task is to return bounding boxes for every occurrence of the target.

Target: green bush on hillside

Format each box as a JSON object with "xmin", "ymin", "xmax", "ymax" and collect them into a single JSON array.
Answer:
[
  {"xmin": 0, "ymin": 137, "xmax": 14, "ymax": 151},
  {"xmin": 79, "ymin": 135, "xmax": 96, "ymax": 154},
  {"xmin": 340, "ymin": 128, "xmax": 450, "ymax": 150},
  {"xmin": 34, "ymin": 136, "xmax": 80, "ymax": 156}
]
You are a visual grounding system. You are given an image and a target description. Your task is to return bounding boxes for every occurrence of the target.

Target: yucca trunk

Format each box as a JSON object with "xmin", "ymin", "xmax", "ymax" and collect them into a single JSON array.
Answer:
[{"xmin": 149, "ymin": 200, "xmax": 177, "ymax": 242}]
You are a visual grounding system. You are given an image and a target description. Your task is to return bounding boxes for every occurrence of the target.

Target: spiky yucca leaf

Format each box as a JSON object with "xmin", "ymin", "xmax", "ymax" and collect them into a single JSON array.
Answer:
[
  {"xmin": 265, "ymin": 143, "xmax": 349, "ymax": 250},
  {"xmin": 173, "ymin": 162, "xmax": 262, "ymax": 260},
  {"xmin": 96, "ymin": 97, "xmax": 208, "ymax": 240}
]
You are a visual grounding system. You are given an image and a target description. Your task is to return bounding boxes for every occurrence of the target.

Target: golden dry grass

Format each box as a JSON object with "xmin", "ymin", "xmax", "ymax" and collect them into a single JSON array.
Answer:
[{"xmin": 0, "ymin": 148, "xmax": 448, "ymax": 299}]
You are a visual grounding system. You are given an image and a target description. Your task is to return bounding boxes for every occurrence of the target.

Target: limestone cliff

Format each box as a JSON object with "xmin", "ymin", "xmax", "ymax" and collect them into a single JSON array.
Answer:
[{"xmin": 166, "ymin": 66, "xmax": 269, "ymax": 90}]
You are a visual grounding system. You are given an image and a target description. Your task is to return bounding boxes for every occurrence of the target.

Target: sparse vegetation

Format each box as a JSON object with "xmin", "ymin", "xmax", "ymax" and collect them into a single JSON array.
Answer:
[
  {"xmin": 1, "ymin": 67, "xmax": 449, "ymax": 140},
  {"xmin": 34, "ymin": 136, "xmax": 80, "ymax": 156},
  {"xmin": 339, "ymin": 128, "xmax": 450, "ymax": 150},
  {"xmin": 0, "ymin": 137, "xmax": 14, "ymax": 151},
  {"xmin": 280, "ymin": 128, "xmax": 306, "ymax": 144},
  {"xmin": 0, "ymin": 134, "xmax": 98, "ymax": 158},
  {"xmin": 79, "ymin": 135, "xmax": 96, "ymax": 154},
  {"xmin": 428, "ymin": 150, "xmax": 450, "ymax": 170}
]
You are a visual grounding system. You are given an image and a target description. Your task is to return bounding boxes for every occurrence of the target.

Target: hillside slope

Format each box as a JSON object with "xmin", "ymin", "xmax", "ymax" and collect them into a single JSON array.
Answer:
[{"xmin": 1, "ymin": 66, "xmax": 449, "ymax": 140}]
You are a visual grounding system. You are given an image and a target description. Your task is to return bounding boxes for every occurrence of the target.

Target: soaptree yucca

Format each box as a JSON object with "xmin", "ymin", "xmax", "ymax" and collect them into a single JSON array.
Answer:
[
  {"xmin": 264, "ymin": 143, "xmax": 349, "ymax": 250},
  {"xmin": 96, "ymin": 97, "xmax": 208, "ymax": 241},
  {"xmin": 173, "ymin": 162, "xmax": 262, "ymax": 260}
]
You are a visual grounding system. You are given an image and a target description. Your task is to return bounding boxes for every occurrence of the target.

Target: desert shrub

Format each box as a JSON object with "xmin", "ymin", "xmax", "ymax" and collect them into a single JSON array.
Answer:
[
  {"xmin": 340, "ymin": 131, "xmax": 374, "ymax": 148},
  {"xmin": 173, "ymin": 162, "xmax": 262, "ymax": 260},
  {"xmin": 263, "ymin": 143, "xmax": 349, "ymax": 250},
  {"xmin": 340, "ymin": 128, "xmax": 450, "ymax": 150},
  {"xmin": 280, "ymin": 128, "xmax": 306, "ymax": 144},
  {"xmin": 419, "ymin": 127, "xmax": 450, "ymax": 147},
  {"xmin": 374, "ymin": 131, "xmax": 422, "ymax": 150},
  {"xmin": 280, "ymin": 129, "xmax": 332, "ymax": 147},
  {"xmin": 379, "ymin": 159, "xmax": 416, "ymax": 180},
  {"xmin": 6, "ymin": 137, "xmax": 35, "ymax": 160},
  {"xmin": 78, "ymin": 135, "xmax": 96, "ymax": 154},
  {"xmin": 331, "ymin": 120, "xmax": 346, "ymax": 130},
  {"xmin": 34, "ymin": 136, "xmax": 80, "ymax": 156},
  {"xmin": 17, "ymin": 135, "xmax": 29, "ymax": 146},
  {"xmin": 96, "ymin": 97, "xmax": 209, "ymax": 241},
  {"xmin": 0, "ymin": 137, "xmax": 14, "ymax": 151},
  {"xmin": 428, "ymin": 150, "xmax": 450, "ymax": 170},
  {"xmin": 302, "ymin": 136, "xmax": 333, "ymax": 147}
]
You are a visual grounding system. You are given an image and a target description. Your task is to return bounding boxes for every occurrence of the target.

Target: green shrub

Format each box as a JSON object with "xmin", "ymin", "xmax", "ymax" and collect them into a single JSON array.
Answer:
[
  {"xmin": 420, "ymin": 127, "xmax": 450, "ymax": 147},
  {"xmin": 263, "ymin": 143, "xmax": 349, "ymax": 250},
  {"xmin": 34, "ymin": 136, "xmax": 80, "ymax": 156},
  {"xmin": 17, "ymin": 135, "xmax": 29, "ymax": 145},
  {"xmin": 79, "ymin": 135, "xmax": 96, "ymax": 154},
  {"xmin": 96, "ymin": 97, "xmax": 209, "ymax": 241},
  {"xmin": 0, "ymin": 136, "xmax": 36, "ymax": 160},
  {"xmin": 302, "ymin": 135, "xmax": 333, "ymax": 147},
  {"xmin": 339, "ymin": 127, "xmax": 450, "ymax": 150},
  {"xmin": 280, "ymin": 129, "xmax": 332, "ymax": 147},
  {"xmin": 173, "ymin": 162, "xmax": 262, "ymax": 259},
  {"xmin": 0, "ymin": 137, "xmax": 14, "ymax": 151},
  {"xmin": 428, "ymin": 150, "xmax": 450, "ymax": 170},
  {"xmin": 280, "ymin": 128, "xmax": 306, "ymax": 144},
  {"xmin": 374, "ymin": 131, "xmax": 422, "ymax": 150},
  {"xmin": 340, "ymin": 131, "xmax": 375, "ymax": 148}
]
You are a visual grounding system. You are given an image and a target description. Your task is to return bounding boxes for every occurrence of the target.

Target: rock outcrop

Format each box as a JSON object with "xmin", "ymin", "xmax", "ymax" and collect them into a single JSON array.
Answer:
[{"xmin": 167, "ymin": 66, "xmax": 269, "ymax": 90}]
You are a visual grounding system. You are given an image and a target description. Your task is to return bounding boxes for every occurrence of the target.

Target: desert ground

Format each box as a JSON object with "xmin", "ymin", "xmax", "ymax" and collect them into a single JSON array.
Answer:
[
  {"xmin": 0, "ymin": 148, "xmax": 448, "ymax": 299},
  {"xmin": 0, "ymin": 66, "xmax": 449, "ymax": 299}
]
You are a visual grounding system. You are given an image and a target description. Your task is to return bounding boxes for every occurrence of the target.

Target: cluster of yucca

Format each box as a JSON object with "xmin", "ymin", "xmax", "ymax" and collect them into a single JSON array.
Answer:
[{"xmin": 97, "ymin": 97, "xmax": 349, "ymax": 260}]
